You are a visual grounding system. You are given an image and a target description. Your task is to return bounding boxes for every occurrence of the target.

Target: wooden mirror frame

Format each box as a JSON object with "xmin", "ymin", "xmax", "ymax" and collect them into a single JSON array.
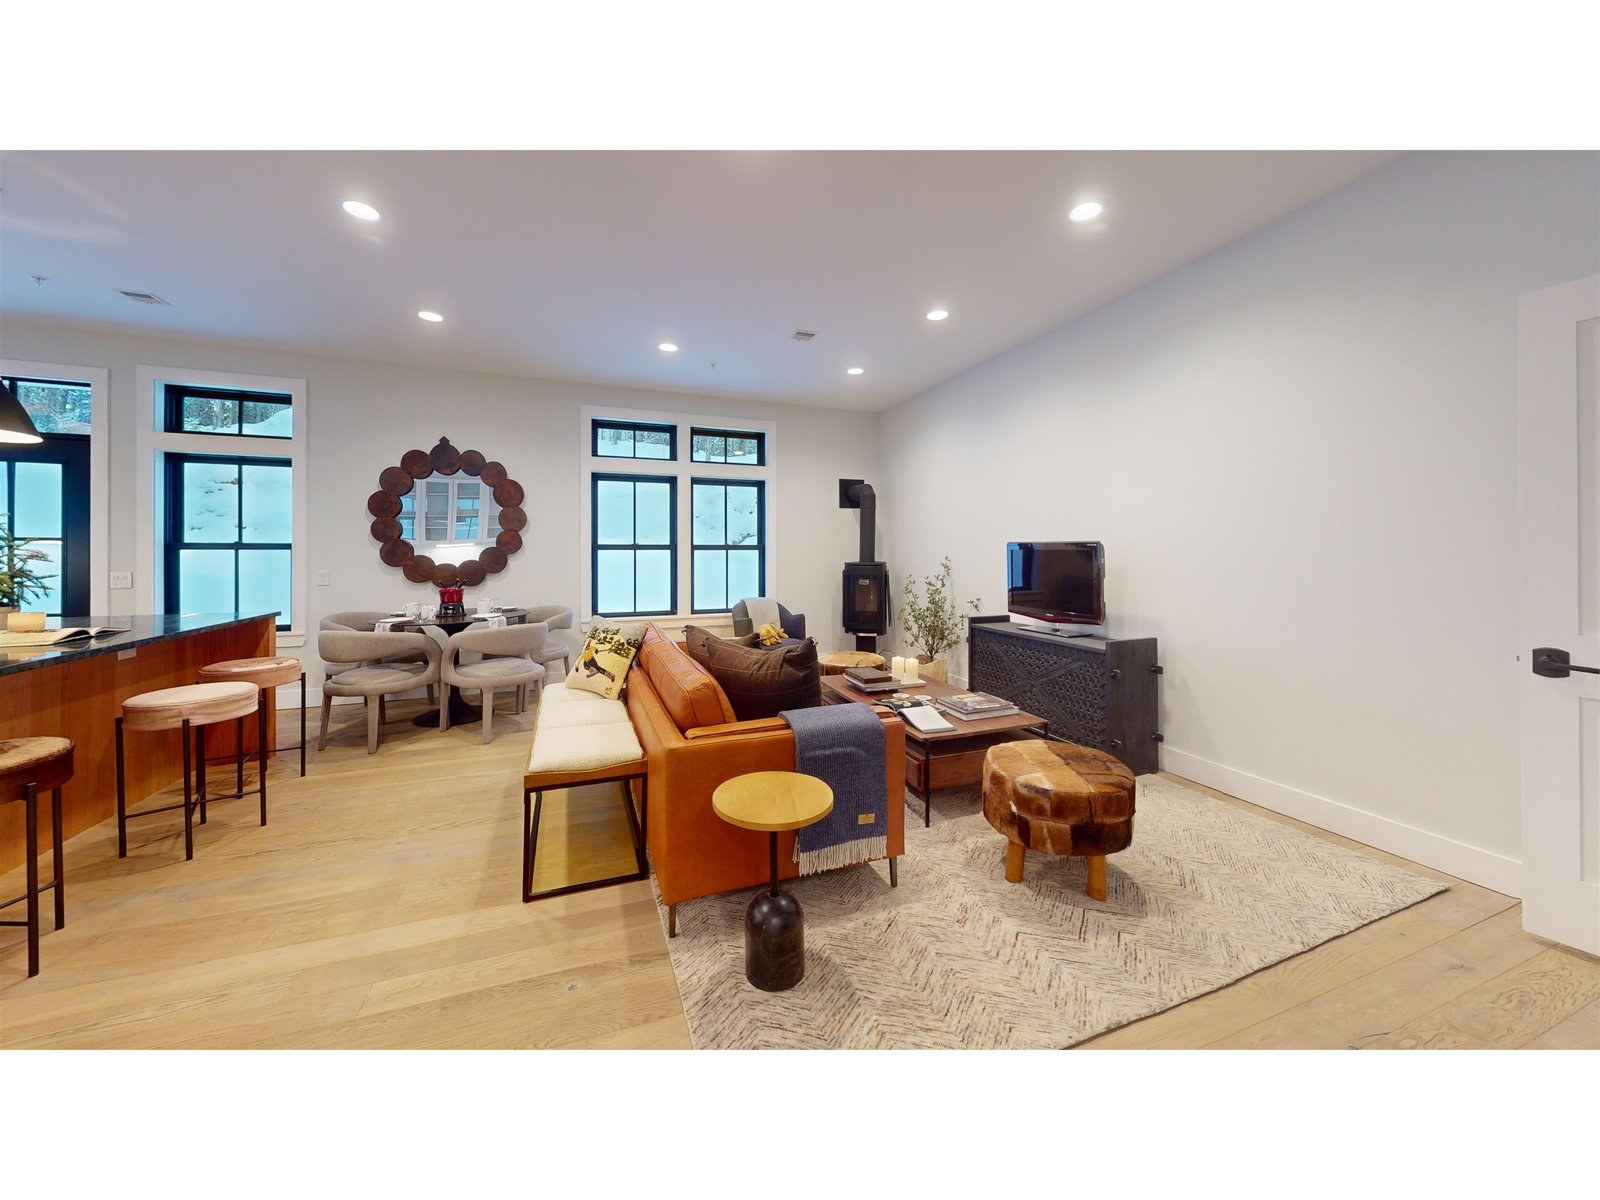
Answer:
[{"xmin": 366, "ymin": 436, "xmax": 527, "ymax": 588}]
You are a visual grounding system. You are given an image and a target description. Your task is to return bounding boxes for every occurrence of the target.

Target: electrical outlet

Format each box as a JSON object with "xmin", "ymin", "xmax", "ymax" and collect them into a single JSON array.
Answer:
[
  {"xmin": 110, "ymin": 571, "xmax": 133, "ymax": 589},
  {"xmin": 316, "ymin": 570, "xmax": 331, "ymax": 586},
  {"xmin": 117, "ymin": 648, "xmax": 137, "ymax": 661}
]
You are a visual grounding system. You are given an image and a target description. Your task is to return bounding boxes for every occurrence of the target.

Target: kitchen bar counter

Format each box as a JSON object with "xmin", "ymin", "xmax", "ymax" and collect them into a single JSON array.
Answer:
[{"xmin": 0, "ymin": 612, "xmax": 278, "ymax": 874}]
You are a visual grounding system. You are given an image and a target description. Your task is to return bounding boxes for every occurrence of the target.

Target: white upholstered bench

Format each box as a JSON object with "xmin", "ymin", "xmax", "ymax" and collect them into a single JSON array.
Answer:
[{"xmin": 520, "ymin": 683, "xmax": 649, "ymax": 902}]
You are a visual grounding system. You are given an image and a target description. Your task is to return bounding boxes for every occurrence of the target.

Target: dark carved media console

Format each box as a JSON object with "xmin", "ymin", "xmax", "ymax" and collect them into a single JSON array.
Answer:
[{"xmin": 966, "ymin": 616, "xmax": 1162, "ymax": 775}]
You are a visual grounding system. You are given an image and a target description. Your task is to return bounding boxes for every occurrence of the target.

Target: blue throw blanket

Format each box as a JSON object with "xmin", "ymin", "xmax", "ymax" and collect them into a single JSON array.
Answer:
[{"xmin": 780, "ymin": 703, "xmax": 888, "ymax": 875}]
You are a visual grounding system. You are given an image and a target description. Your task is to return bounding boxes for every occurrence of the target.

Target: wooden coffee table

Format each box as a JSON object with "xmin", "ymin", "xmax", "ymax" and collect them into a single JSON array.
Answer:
[{"xmin": 821, "ymin": 675, "xmax": 1046, "ymax": 827}]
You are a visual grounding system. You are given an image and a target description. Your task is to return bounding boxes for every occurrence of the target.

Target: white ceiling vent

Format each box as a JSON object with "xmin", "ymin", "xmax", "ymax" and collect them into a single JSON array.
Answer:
[
  {"xmin": 116, "ymin": 288, "xmax": 170, "ymax": 306},
  {"xmin": 791, "ymin": 329, "xmax": 817, "ymax": 341}
]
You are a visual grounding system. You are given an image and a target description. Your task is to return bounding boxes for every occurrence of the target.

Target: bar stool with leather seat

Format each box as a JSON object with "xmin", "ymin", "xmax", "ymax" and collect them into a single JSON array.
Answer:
[
  {"xmin": 117, "ymin": 681, "xmax": 264, "ymax": 861},
  {"xmin": 198, "ymin": 655, "xmax": 306, "ymax": 785},
  {"xmin": 0, "ymin": 737, "xmax": 73, "ymax": 978}
]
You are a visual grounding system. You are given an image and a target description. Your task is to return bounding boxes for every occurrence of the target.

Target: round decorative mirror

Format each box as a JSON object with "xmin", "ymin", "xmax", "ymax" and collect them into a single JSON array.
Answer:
[{"xmin": 367, "ymin": 436, "xmax": 527, "ymax": 587}]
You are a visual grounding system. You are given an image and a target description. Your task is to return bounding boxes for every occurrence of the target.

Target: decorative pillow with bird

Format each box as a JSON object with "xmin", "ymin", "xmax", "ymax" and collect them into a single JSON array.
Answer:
[
  {"xmin": 756, "ymin": 622, "xmax": 787, "ymax": 646},
  {"xmin": 566, "ymin": 623, "xmax": 645, "ymax": 700}
]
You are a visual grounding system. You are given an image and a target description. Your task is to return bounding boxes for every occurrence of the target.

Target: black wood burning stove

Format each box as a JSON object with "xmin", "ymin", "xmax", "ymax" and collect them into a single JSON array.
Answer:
[{"xmin": 840, "ymin": 480, "xmax": 888, "ymax": 651}]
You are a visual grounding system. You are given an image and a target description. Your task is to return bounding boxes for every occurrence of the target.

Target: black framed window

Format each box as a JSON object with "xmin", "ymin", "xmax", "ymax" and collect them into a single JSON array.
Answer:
[
  {"xmin": 3, "ymin": 375, "xmax": 93, "ymax": 436},
  {"xmin": 690, "ymin": 478, "xmax": 764, "ymax": 613},
  {"xmin": 592, "ymin": 419, "xmax": 676, "ymax": 461},
  {"xmin": 690, "ymin": 427, "xmax": 765, "ymax": 466},
  {"xmin": 164, "ymin": 452, "xmax": 292, "ymax": 629},
  {"xmin": 1, "ymin": 375, "xmax": 92, "ymax": 617},
  {"xmin": 164, "ymin": 384, "xmax": 292, "ymax": 438},
  {"xmin": 591, "ymin": 473, "xmax": 676, "ymax": 617}
]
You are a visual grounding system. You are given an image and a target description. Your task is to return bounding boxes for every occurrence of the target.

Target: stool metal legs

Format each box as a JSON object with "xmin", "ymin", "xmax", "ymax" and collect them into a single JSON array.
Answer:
[
  {"xmin": 0, "ymin": 783, "xmax": 64, "ymax": 978},
  {"xmin": 117, "ymin": 713, "xmax": 264, "ymax": 862}
]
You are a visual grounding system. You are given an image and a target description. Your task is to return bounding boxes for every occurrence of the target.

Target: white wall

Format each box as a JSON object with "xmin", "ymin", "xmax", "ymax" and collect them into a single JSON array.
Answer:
[
  {"xmin": 879, "ymin": 151, "xmax": 1600, "ymax": 894},
  {"xmin": 0, "ymin": 324, "xmax": 880, "ymax": 695}
]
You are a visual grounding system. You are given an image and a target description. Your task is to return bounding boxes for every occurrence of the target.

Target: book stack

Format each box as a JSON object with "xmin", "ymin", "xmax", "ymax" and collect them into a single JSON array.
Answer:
[
  {"xmin": 842, "ymin": 665, "xmax": 900, "ymax": 695},
  {"xmin": 936, "ymin": 691, "xmax": 1020, "ymax": 720}
]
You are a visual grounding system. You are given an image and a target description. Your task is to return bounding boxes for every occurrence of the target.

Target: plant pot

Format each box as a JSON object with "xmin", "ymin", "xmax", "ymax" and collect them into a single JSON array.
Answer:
[{"xmin": 916, "ymin": 655, "xmax": 950, "ymax": 683}]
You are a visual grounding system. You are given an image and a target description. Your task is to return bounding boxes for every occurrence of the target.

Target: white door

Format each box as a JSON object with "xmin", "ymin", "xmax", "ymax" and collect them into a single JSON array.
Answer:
[{"xmin": 1518, "ymin": 274, "xmax": 1600, "ymax": 954}]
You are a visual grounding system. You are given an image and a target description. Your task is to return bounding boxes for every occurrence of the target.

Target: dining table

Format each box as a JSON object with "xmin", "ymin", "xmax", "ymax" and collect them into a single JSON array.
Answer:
[{"xmin": 382, "ymin": 607, "xmax": 529, "ymax": 727}]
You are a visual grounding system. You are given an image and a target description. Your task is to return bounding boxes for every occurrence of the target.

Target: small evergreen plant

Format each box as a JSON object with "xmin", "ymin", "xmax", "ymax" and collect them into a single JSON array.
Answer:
[
  {"xmin": 0, "ymin": 529, "xmax": 54, "ymax": 609},
  {"xmin": 898, "ymin": 556, "xmax": 980, "ymax": 660}
]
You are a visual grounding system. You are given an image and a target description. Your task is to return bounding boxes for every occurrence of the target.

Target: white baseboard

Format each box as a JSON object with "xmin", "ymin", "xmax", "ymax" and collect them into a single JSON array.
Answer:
[{"xmin": 1160, "ymin": 746, "xmax": 1521, "ymax": 897}]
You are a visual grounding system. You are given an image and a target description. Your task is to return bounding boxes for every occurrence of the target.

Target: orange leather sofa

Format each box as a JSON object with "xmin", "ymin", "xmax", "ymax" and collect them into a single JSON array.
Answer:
[{"xmin": 624, "ymin": 623, "xmax": 906, "ymax": 932}]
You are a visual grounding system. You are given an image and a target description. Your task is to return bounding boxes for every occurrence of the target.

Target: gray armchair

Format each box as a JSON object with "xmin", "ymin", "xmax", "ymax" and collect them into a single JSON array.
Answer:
[
  {"xmin": 319, "ymin": 611, "xmax": 437, "ymax": 705},
  {"xmin": 730, "ymin": 599, "xmax": 806, "ymax": 642},
  {"xmin": 442, "ymin": 622, "xmax": 548, "ymax": 744},
  {"xmin": 520, "ymin": 605, "xmax": 575, "ymax": 675},
  {"xmin": 317, "ymin": 628, "xmax": 441, "ymax": 754}
]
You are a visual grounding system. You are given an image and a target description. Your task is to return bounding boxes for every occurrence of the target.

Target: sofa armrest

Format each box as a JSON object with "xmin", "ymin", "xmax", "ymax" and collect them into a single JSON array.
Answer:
[{"xmin": 682, "ymin": 716, "xmax": 791, "ymax": 740}]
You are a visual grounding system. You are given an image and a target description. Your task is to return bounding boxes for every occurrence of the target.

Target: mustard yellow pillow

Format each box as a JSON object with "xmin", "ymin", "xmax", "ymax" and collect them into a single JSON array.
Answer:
[{"xmin": 566, "ymin": 623, "xmax": 645, "ymax": 700}]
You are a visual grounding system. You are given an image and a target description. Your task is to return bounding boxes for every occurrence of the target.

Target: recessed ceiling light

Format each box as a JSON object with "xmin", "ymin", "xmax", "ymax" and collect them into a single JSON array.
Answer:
[
  {"xmin": 658, "ymin": 342, "xmax": 679, "ymax": 353},
  {"xmin": 417, "ymin": 310, "xmax": 443, "ymax": 322},
  {"xmin": 926, "ymin": 309, "xmax": 949, "ymax": 321},
  {"xmin": 1068, "ymin": 201, "xmax": 1104, "ymax": 223},
  {"xmin": 846, "ymin": 367, "xmax": 864, "ymax": 375},
  {"xmin": 342, "ymin": 200, "xmax": 381, "ymax": 221}
]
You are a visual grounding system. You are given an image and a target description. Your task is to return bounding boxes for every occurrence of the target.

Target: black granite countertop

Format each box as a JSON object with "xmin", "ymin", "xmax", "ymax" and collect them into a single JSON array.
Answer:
[{"xmin": 0, "ymin": 613, "xmax": 280, "ymax": 678}]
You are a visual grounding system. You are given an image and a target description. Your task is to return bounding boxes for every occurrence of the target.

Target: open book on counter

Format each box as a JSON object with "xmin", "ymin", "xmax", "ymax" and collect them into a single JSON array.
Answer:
[{"xmin": 0, "ymin": 625, "xmax": 130, "ymax": 647}]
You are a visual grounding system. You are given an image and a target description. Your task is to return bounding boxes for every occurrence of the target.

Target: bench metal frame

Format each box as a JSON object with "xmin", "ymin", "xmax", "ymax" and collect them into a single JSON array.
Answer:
[{"xmin": 522, "ymin": 760, "xmax": 649, "ymax": 903}]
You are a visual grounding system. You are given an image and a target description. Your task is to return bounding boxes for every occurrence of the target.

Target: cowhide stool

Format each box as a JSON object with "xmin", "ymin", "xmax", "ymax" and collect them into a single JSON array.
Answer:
[
  {"xmin": 117, "ymin": 681, "xmax": 263, "ymax": 861},
  {"xmin": 198, "ymin": 655, "xmax": 306, "ymax": 781},
  {"xmin": 981, "ymin": 739, "xmax": 1136, "ymax": 901},
  {"xmin": 0, "ymin": 737, "xmax": 73, "ymax": 977}
]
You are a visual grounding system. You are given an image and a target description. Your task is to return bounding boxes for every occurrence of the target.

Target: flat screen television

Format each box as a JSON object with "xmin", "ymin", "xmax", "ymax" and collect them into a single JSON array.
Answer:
[{"xmin": 1006, "ymin": 541, "xmax": 1105, "ymax": 628}]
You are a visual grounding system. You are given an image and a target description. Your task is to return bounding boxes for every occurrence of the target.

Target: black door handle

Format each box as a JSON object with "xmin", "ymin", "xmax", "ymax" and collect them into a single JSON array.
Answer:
[{"xmin": 1532, "ymin": 647, "xmax": 1600, "ymax": 678}]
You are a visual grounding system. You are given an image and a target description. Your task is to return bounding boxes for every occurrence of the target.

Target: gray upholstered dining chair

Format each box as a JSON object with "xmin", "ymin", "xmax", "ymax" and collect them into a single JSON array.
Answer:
[
  {"xmin": 319, "ymin": 611, "xmax": 437, "ymax": 705},
  {"xmin": 317, "ymin": 628, "xmax": 442, "ymax": 754},
  {"xmin": 730, "ymin": 598, "xmax": 806, "ymax": 641},
  {"xmin": 441, "ymin": 622, "xmax": 548, "ymax": 744},
  {"xmin": 520, "ymin": 605, "xmax": 576, "ymax": 676}
]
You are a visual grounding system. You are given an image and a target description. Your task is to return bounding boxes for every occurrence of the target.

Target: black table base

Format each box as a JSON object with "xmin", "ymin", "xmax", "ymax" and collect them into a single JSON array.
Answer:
[
  {"xmin": 412, "ymin": 684, "xmax": 481, "ymax": 728},
  {"xmin": 745, "ymin": 830, "xmax": 806, "ymax": 991}
]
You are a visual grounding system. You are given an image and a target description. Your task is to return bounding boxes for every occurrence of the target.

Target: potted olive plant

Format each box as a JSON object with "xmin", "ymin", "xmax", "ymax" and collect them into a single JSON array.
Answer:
[
  {"xmin": 897, "ymin": 556, "xmax": 980, "ymax": 683},
  {"xmin": 1, "ymin": 529, "xmax": 55, "ymax": 628}
]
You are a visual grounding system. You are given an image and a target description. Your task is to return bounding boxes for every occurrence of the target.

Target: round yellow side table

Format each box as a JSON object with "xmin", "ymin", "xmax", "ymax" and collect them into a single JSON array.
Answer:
[{"xmin": 712, "ymin": 771, "xmax": 834, "ymax": 991}]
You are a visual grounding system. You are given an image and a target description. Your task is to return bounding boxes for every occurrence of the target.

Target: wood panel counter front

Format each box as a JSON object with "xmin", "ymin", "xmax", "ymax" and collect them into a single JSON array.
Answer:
[{"xmin": 0, "ymin": 613, "xmax": 277, "ymax": 874}]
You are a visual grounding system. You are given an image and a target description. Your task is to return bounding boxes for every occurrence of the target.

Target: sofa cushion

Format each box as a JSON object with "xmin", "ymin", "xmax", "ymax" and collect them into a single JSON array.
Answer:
[
  {"xmin": 638, "ymin": 624, "xmax": 737, "ymax": 731},
  {"xmin": 685, "ymin": 631, "xmax": 822, "ymax": 721},
  {"xmin": 566, "ymin": 622, "xmax": 645, "ymax": 700}
]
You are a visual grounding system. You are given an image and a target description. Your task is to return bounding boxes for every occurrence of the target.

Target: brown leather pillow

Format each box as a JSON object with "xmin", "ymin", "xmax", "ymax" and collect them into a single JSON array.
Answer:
[
  {"xmin": 638, "ymin": 625, "xmax": 736, "ymax": 730},
  {"xmin": 684, "ymin": 629, "xmax": 822, "ymax": 721}
]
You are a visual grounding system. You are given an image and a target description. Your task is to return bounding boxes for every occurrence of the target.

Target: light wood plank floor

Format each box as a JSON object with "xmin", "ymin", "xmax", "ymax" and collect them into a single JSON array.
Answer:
[{"xmin": 2, "ymin": 700, "xmax": 1596, "ymax": 1049}]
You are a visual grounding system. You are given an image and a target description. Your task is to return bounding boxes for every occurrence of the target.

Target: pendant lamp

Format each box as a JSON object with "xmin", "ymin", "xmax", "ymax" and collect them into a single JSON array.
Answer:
[{"xmin": 0, "ymin": 380, "xmax": 43, "ymax": 444}]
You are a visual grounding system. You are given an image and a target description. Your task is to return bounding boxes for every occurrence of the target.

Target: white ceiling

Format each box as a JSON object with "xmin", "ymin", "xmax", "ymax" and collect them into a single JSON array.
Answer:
[{"xmin": 0, "ymin": 150, "xmax": 1400, "ymax": 411}]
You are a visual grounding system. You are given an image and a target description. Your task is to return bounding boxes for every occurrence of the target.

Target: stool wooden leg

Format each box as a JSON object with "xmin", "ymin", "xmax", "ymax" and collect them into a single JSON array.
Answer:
[
  {"xmin": 1086, "ymin": 855, "xmax": 1107, "ymax": 901},
  {"xmin": 235, "ymin": 714, "xmax": 245, "ymax": 796},
  {"xmin": 51, "ymin": 785, "xmax": 65, "ymax": 929},
  {"xmin": 24, "ymin": 782, "xmax": 40, "ymax": 977},
  {"xmin": 482, "ymin": 688, "xmax": 494, "ymax": 744},
  {"xmin": 181, "ymin": 719, "xmax": 195, "ymax": 861},
  {"xmin": 1004, "ymin": 841, "xmax": 1026, "ymax": 883},
  {"xmin": 115, "ymin": 716, "xmax": 128, "ymax": 858},
  {"xmin": 258, "ymin": 700, "xmax": 268, "ymax": 826},
  {"xmin": 366, "ymin": 696, "xmax": 381, "ymax": 754}
]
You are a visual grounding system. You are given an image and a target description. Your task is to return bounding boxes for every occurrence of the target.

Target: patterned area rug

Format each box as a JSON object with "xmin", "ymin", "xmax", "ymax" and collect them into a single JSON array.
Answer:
[{"xmin": 657, "ymin": 775, "xmax": 1447, "ymax": 1049}]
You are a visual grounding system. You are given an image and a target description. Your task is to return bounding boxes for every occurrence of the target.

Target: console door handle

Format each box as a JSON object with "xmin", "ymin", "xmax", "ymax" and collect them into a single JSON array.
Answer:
[{"xmin": 1532, "ymin": 647, "xmax": 1600, "ymax": 677}]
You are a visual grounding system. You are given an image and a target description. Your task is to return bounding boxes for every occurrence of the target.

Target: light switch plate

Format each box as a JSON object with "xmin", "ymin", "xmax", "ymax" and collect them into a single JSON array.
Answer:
[
  {"xmin": 316, "ymin": 570, "xmax": 331, "ymax": 586},
  {"xmin": 110, "ymin": 571, "xmax": 133, "ymax": 589}
]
